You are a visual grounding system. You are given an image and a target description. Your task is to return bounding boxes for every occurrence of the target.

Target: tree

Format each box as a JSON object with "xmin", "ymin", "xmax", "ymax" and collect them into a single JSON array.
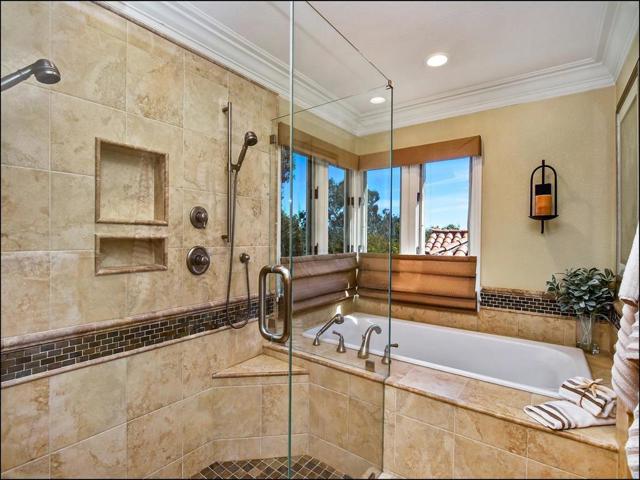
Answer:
[
  {"xmin": 281, "ymin": 208, "xmax": 307, "ymax": 257},
  {"xmin": 327, "ymin": 177, "xmax": 345, "ymax": 253},
  {"xmin": 366, "ymin": 189, "xmax": 400, "ymax": 253}
]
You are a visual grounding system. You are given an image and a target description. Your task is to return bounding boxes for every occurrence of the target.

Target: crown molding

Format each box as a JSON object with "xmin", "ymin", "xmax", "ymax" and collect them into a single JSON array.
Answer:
[
  {"xmin": 598, "ymin": 1, "xmax": 639, "ymax": 81},
  {"xmin": 98, "ymin": 1, "xmax": 362, "ymax": 133},
  {"xmin": 357, "ymin": 59, "xmax": 614, "ymax": 135},
  {"xmin": 99, "ymin": 0, "xmax": 637, "ymax": 138}
]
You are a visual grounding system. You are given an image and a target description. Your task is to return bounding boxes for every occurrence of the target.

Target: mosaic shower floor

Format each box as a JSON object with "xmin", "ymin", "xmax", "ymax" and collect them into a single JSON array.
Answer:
[{"xmin": 193, "ymin": 455, "xmax": 345, "ymax": 479}]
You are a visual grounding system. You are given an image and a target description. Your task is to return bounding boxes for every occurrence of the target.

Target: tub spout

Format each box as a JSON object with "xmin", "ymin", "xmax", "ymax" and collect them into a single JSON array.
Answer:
[
  {"xmin": 357, "ymin": 324, "xmax": 381, "ymax": 359},
  {"xmin": 313, "ymin": 313, "xmax": 344, "ymax": 346}
]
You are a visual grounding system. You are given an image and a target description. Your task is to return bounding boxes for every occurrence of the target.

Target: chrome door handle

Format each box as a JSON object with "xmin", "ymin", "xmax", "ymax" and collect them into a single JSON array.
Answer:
[{"xmin": 258, "ymin": 265, "xmax": 291, "ymax": 344}]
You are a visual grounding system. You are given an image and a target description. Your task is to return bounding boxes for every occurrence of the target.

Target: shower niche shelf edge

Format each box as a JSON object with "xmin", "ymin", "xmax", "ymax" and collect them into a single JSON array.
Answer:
[
  {"xmin": 95, "ymin": 138, "xmax": 169, "ymax": 226},
  {"xmin": 95, "ymin": 235, "xmax": 168, "ymax": 276}
]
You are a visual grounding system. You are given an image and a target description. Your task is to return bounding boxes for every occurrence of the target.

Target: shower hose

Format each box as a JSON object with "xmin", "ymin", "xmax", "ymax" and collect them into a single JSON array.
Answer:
[{"xmin": 225, "ymin": 169, "xmax": 251, "ymax": 329}]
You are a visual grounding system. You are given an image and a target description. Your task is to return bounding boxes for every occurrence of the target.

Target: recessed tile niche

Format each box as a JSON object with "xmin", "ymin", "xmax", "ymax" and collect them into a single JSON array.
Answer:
[
  {"xmin": 95, "ymin": 235, "xmax": 168, "ymax": 275},
  {"xmin": 95, "ymin": 138, "xmax": 168, "ymax": 225}
]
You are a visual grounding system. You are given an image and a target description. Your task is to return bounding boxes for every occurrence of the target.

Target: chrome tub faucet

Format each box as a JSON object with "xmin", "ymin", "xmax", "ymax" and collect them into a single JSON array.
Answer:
[{"xmin": 357, "ymin": 324, "xmax": 382, "ymax": 359}]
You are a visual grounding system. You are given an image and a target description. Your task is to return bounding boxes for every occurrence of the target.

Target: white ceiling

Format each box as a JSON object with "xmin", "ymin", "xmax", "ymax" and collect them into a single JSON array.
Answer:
[{"xmin": 102, "ymin": 1, "xmax": 638, "ymax": 135}]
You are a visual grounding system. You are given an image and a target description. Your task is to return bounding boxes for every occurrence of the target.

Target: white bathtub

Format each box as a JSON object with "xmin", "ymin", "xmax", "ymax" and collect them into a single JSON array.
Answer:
[{"xmin": 302, "ymin": 312, "xmax": 591, "ymax": 397}]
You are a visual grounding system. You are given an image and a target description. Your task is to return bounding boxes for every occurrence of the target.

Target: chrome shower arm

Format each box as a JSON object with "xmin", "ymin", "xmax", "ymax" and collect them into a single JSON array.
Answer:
[{"xmin": 1, "ymin": 67, "xmax": 32, "ymax": 92}]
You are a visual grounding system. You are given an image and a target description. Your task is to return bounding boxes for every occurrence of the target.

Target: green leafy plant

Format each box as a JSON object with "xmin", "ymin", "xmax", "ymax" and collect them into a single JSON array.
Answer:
[{"xmin": 546, "ymin": 267, "xmax": 615, "ymax": 316}]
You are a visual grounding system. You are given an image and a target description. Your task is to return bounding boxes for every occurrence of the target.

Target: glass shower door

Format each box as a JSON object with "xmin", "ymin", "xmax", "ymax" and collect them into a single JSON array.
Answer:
[{"xmin": 278, "ymin": 2, "xmax": 394, "ymax": 477}]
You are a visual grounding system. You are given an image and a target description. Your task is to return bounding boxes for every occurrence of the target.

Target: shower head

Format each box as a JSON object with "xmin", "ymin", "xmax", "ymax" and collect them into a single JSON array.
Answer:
[
  {"xmin": 1, "ymin": 59, "xmax": 61, "ymax": 92},
  {"xmin": 32, "ymin": 59, "xmax": 61, "ymax": 84},
  {"xmin": 233, "ymin": 131, "xmax": 258, "ymax": 171},
  {"xmin": 244, "ymin": 131, "xmax": 258, "ymax": 147}
]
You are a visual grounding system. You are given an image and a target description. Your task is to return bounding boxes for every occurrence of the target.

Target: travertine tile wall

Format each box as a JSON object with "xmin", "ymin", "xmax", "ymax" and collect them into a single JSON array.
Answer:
[
  {"xmin": 265, "ymin": 350, "xmax": 383, "ymax": 478},
  {"xmin": 1, "ymin": 1, "xmax": 277, "ymax": 340},
  {"xmin": 1, "ymin": 325, "xmax": 263, "ymax": 479},
  {"xmin": 383, "ymin": 385, "xmax": 618, "ymax": 479},
  {"xmin": 1, "ymin": 1, "xmax": 278, "ymax": 478}
]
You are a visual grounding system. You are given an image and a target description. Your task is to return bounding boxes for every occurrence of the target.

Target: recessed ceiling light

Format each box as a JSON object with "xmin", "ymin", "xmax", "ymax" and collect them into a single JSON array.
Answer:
[
  {"xmin": 426, "ymin": 53, "xmax": 448, "ymax": 67},
  {"xmin": 370, "ymin": 96, "xmax": 386, "ymax": 104}
]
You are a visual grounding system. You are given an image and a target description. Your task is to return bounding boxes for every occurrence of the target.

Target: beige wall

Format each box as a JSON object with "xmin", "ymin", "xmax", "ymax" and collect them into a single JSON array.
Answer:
[
  {"xmin": 0, "ymin": 1, "xmax": 277, "ymax": 340},
  {"xmin": 616, "ymin": 32, "xmax": 639, "ymax": 103},
  {"xmin": 358, "ymin": 88, "xmax": 617, "ymax": 291}
]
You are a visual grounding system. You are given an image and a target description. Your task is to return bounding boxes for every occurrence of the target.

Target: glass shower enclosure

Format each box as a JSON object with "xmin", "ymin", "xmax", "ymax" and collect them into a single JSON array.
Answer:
[{"xmin": 258, "ymin": 2, "xmax": 394, "ymax": 477}]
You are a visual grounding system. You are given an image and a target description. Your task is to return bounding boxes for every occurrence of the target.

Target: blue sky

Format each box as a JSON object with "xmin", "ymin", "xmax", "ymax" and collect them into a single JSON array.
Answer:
[
  {"xmin": 423, "ymin": 157, "xmax": 470, "ymax": 229},
  {"xmin": 367, "ymin": 167, "xmax": 400, "ymax": 214},
  {"xmin": 282, "ymin": 152, "xmax": 309, "ymax": 215}
]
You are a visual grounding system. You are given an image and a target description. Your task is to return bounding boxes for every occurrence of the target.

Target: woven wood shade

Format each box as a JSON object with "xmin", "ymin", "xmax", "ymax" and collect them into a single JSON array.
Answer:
[
  {"xmin": 357, "ymin": 253, "xmax": 478, "ymax": 311},
  {"xmin": 359, "ymin": 135, "xmax": 481, "ymax": 170}
]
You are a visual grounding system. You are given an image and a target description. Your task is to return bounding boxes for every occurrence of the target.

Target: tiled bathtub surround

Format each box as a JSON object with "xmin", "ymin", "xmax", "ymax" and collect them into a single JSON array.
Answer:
[
  {"xmin": 0, "ymin": 296, "xmax": 275, "ymax": 383},
  {"xmin": 354, "ymin": 296, "xmax": 617, "ymax": 354},
  {"xmin": 264, "ymin": 339, "xmax": 619, "ymax": 479}
]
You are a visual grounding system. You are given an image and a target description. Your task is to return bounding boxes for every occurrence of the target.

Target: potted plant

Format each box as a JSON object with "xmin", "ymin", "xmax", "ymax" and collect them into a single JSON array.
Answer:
[{"xmin": 546, "ymin": 267, "xmax": 615, "ymax": 353}]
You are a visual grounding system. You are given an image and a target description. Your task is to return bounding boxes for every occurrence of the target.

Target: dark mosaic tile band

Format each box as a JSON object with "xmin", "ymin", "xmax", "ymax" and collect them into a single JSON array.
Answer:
[
  {"xmin": 192, "ymin": 455, "xmax": 345, "ymax": 479},
  {"xmin": 1, "ymin": 296, "xmax": 275, "ymax": 383},
  {"xmin": 480, "ymin": 289, "xmax": 573, "ymax": 317}
]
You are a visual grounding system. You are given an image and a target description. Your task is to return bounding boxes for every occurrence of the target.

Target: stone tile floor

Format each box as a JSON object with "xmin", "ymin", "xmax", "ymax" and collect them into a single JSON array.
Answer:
[{"xmin": 193, "ymin": 455, "xmax": 345, "ymax": 479}]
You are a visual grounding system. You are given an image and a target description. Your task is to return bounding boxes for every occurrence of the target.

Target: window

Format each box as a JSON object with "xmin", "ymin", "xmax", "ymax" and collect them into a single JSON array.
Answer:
[
  {"xmin": 365, "ymin": 167, "xmax": 400, "ymax": 253},
  {"xmin": 280, "ymin": 151, "xmax": 350, "ymax": 257},
  {"xmin": 422, "ymin": 157, "xmax": 471, "ymax": 256},
  {"xmin": 281, "ymin": 150, "xmax": 311, "ymax": 257},
  {"xmin": 327, "ymin": 165, "xmax": 346, "ymax": 254}
]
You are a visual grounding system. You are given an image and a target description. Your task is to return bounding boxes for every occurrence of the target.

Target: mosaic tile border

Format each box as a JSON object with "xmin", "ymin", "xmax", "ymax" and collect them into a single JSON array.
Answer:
[
  {"xmin": 193, "ymin": 455, "xmax": 344, "ymax": 479},
  {"xmin": 480, "ymin": 288, "xmax": 573, "ymax": 317},
  {"xmin": 1, "ymin": 296, "xmax": 275, "ymax": 383}
]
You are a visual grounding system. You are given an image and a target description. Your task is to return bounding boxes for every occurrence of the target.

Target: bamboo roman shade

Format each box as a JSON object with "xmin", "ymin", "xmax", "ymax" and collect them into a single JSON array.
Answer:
[
  {"xmin": 357, "ymin": 253, "xmax": 478, "ymax": 311},
  {"xmin": 277, "ymin": 123, "xmax": 359, "ymax": 170},
  {"xmin": 282, "ymin": 253, "xmax": 358, "ymax": 312},
  {"xmin": 358, "ymin": 135, "xmax": 482, "ymax": 170}
]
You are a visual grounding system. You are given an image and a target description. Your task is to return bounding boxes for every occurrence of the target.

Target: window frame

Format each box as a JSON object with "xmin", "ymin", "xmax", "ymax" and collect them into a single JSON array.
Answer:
[{"xmin": 399, "ymin": 156, "xmax": 482, "ymax": 260}]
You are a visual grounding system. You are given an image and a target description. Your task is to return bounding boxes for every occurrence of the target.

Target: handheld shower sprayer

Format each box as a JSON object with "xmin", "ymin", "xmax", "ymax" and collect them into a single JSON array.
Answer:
[
  {"xmin": 233, "ymin": 131, "xmax": 258, "ymax": 172},
  {"xmin": 1, "ymin": 59, "xmax": 61, "ymax": 92},
  {"xmin": 221, "ymin": 119, "xmax": 259, "ymax": 329}
]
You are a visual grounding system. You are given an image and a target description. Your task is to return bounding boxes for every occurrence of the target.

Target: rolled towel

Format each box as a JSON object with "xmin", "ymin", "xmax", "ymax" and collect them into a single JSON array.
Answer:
[
  {"xmin": 559, "ymin": 377, "xmax": 617, "ymax": 418},
  {"xmin": 524, "ymin": 400, "xmax": 615, "ymax": 430},
  {"xmin": 613, "ymin": 304, "xmax": 640, "ymax": 412},
  {"xmin": 627, "ymin": 404, "xmax": 639, "ymax": 479},
  {"xmin": 627, "ymin": 310, "xmax": 639, "ymax": 361},
  {"xmin": 619, "ymin": 225, "xmax": 638, "ymax": 306}
]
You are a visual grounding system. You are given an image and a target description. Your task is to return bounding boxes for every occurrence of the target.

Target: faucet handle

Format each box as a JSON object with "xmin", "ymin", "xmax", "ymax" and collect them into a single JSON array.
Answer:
[
  {"xmin": 382, "ymin": 343, "xmax": 399, "ymax": 365},
  {"xmin": 332, "ymin": 330, "xmax": 346, "ymax": 353}
]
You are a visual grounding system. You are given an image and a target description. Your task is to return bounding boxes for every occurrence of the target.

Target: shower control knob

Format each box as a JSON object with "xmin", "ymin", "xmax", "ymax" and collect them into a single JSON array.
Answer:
[
  {"xmin": 186, "ymin": 246, "xmax": 210, "ymax": 275},
  {"xmin": 190, "ymin": 206, "xmax": 208, "ymax": 229},
  {"xmin": 194, "ymin": 254, "xmax": 209, "ymax": 266}
]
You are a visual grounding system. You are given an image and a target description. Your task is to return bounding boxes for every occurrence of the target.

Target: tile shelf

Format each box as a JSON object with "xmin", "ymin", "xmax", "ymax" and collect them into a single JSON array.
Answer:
[
  {"xmin": 95, "ymin": 138, "xmax": 169, "ymax": 226},
  {"xmin": 95, "ymin": 235, "xmax": 168, "ymax": 276}
]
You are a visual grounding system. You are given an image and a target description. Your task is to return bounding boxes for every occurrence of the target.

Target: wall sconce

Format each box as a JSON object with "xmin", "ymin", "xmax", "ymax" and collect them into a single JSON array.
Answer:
[{"xmin": 529, "ymin": 159, "xmax": 558, "ymax": 234}]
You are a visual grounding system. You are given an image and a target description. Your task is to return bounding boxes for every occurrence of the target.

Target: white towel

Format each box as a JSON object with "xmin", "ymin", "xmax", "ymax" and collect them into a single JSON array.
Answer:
[
  {"xmin": 627, "ymin": 311, "xmax": 639, "ymax": 361},
  {"xmin": 627, "ymin": 404, "xmax": 639, "ymax": 479},
  {"xmin": 619, "ymin": 225, "xmax": 639, "ymax": 306},
  {"xmin": 613, "ymin": 304, "xmax": 640, "ymax": 412},
  {"xmin": 524, "ymin": 400, "xmax": 615, "ymax": 430},
  {"xmin": 612, "ymin": 225, "xmax": 640, "ymax": 479},
  {"xmin": 559, "ymin": 377, "xmax": 616, "ymax": 418}
]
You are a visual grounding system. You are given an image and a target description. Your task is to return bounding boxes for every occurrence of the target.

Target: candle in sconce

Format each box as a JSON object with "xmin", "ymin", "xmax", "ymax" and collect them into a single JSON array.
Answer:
[{"xmin": 535, "ymin": 183, "xmax": 552, "ymax": 216}]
